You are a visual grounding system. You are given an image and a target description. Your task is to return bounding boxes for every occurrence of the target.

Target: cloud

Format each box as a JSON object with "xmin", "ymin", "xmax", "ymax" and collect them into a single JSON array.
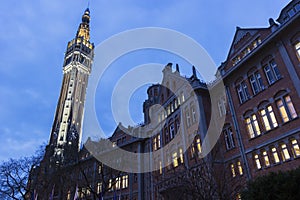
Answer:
[{"xmin": 0, "ymin": 126, "xmax": 46, "ymax": 161}]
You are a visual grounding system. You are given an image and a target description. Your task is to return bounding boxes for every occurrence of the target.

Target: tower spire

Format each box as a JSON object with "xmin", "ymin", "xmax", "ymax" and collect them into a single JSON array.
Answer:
[
  {"xmin": 76, "ymin": 8, "xmax": 91, "ymax": 41},
  {"xmin": 47, "ymin": 8, "xmax": 94, "ymax": 167}
]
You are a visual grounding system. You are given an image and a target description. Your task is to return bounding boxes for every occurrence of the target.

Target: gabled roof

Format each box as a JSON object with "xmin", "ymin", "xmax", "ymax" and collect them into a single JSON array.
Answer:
[
  {"xmin": 227, "ymin": 27, "xmax": 266, "ymax": 59},
  {"xmin": 110, "ymin": 123, "xmax": 126, "ymax": 139}
]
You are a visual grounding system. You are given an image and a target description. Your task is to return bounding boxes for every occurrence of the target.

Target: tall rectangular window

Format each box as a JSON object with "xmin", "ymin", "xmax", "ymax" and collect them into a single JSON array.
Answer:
[
  {"xmin": 172, "ymin": 152, "xmax": 178, "ymax": 168},
  {"xmin": 263, "ymin": 151, "xmax": 270, "ymax": 167},
  {"xmin": 281, "ymin": 144, "xmax": 291, "ymax": 161},
  {"xmin": 245, "ymin": 114, "xmax": 261, "ymax": 138},
  {"xmin": 231, "ymin": 163, "xmax": 236, "ymax": 177},
  {"xmin": 264, "ymin": 59, "xmax": 281, "ymax": 84},
  {"xmin": 218, "ymin": 97, "xmax": 226, "ymax": 116},
  {"xmin": 122, "ymin": 175, "xmax": 128, "ymax": 189},
  {"xmin": 259, "ymin": 105, "xmax": 278, "ymax": 131},
  {"xmin": 254, "ymin": 154, "xmax": 261, "ymax": 169},
  {"xmin": 249, "ymin": 72, "xmax": 264, "ymax": 94},
  {"xmin": 185, "ymin": 108, "xmax": 191, "ymax": 127},
  {"xmin": 224, "ymin": 127, "xmax": 235, "ymax": 150},
  {"xmin": 97, "ymin": 182, "xmax": 102, "ymax": 194},
  {"xmin": 179, "ymin": 148, "xmax": 184, "ymax": 164},
  {"xmin": 116, "ymin": 177, "xmax": 121, "ymax": 190},
  {"xmin": 237, "ymin": 81, "xmax": 250, "ymax": 103},
  {"xmin": 196, "ymin": 138, "xmax": 202, "ymax": 153},
  {"xmin": 108, "ymin": 179, "xmax": 112, "ymax": 191},
  {"xmin": 153, "ymin": 137, "xmax": 157, "ymax": 151},
  {"xmin": 277, "ymin": 95, "xmax": 297, "ymax": 123},
  {"xmin": 159, "ymin": 161, "xmax": 162, "ymax": 174},
  {"xmin": 285, "ymin": 96, "xmax": 297, "ymax": 119},
  {"xmin": 237, "ymin": 161, "xmax": 243, "ymax": 175},
  {"xmin": 291, "ymin": 139, "xmax": 300, "ymax": 158},
  {"xmin": 272, "ymin": 147, "xmax": 280, "ymax": 164},
  {"xmin": 191, "ymin": 106, "xmax": 197, "ymax": 123},
  {"xmin": 170, "ymin": 124, "xmax": 175, "ymax": 139},
  {"xmin": 157, "ymin": 135, "xmax": 161, "ymax": 149}
]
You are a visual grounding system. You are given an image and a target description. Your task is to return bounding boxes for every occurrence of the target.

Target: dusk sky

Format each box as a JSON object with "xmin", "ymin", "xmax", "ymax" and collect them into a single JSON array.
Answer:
[{"xmin": 0, "ymin": 0, "xmax": 291, "ymax": 161}]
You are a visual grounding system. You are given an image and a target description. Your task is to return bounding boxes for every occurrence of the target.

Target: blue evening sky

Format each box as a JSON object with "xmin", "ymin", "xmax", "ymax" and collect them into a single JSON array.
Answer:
[{"xmin": 0, "ymin": 0, "xmax": 291, "ymax": 161}]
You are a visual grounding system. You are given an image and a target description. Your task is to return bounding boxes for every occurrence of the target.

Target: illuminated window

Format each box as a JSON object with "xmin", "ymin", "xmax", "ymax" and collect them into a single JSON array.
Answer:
[
  {"xmin": 249, "ymin": 72, "xmax": 264, "ymax": 94},
  {"xmin": 97, "ymin": 182, "xmax": 102, "ymax": 194},
  {"xmin": 272, "ymin": 147, "xmax": 280, "ymax": 164},
  {"xmin": 231, "ymin": 163, "xmax": 236, "ymax": 177},
  {"xmin": 295, "ymin": 42, "xmax": 300, "ymax": 60},
  {"xmin": 167, "ymin": 105, "xmax": 171, "ymax": 115},
  {"xmin": 291, "ymin": 139, "xmax": 300, "ymax": 157},
  {"xmin": 196, "ymin": 138, "xmax": 202, "ymax": 153},
  {"xmin": 67, "ymin": 190, "xmax": 71, "ymax": 200},
  {"xmin": 263, "ymin": 151, "xmax": 270, "ymax": 167},
  {"xmin": 86, "ymin": 188, "xmax": 91, "ymax": 196},
  {"xmin": 159, "ymin": 161, "xmax": 162, "ymax": 174},
  {"xmin": 98, "ymin": 165, "xmax": 102, "ymax": 174},
  {"xmin": 157, "ymin": 135, "xmax": 161, "ymax": 149},
  {"xmin": 224, "ymin": 127, "xmax": 235, "ymax": 150},
  {"xmin": 237, "ymin": 81, "xmax": 250, "ymax": 103},
  {"xmin": 264, "ymin": 59, "xmax": 281, "ymax": 84},
  {"xmin": 179, "ymin": 148, "xmax": 184, "ymax": 164},
  {"xmin": 285, "ymin": 96, "xmax": 297, "ymax": 118},
  {"xmin": 190, "ymin": 145, "xmax": 195, "ymax": 158},
  {"xmin": 237, "ymin": 161, "xmax": 243, "ymax": 175},
  {"xmin": 281, "ymin": 144, "xmax": 291, "ymax": 161},
  {"xmin": 112, "ymin": 142, "xmax": 116, "ymax": 147},
  {"xmin": 108, "ymin": 179, "xmax": 112, "ymax": 191},
  {"xmin": 254, "ymin": 154, "xmax": 261, "ymax": 169},
  {"xmin": 259, "ymin": 105, "xmax": 278, "ymax": 131},
  {"xmin": 116, "ymin": 177, "xmax": 121, "ymax": 190},
  {"xmin": 277, "ymin": 95, "xmax": 297, "ymax": 123},
  {"xmin": 172, "ymin": 152, "xmax": 178, "ymax": 168},
  {"xmin": 153, "ymin": 137, "xmax": 157, "ymax": 151},
  {"xmin": 122, "ymin": 175, "xmax": 128, "ymax": 189},
  {"xmin": 245, "ymin": 114, "xmax": 261, "ymax": 138},
  {"xmin": 177, "ymin": 96, "xmax": 181, "ymax": 105},
  {"xmin": 181, "ymin": 92, "xmax": 185, "ymax": 103}
]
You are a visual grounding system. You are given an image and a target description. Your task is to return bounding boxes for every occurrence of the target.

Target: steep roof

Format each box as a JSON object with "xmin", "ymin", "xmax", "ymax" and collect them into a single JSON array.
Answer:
[{"xmin": 227, "ymin": 27, "xmax": 266, "ymax": 58}]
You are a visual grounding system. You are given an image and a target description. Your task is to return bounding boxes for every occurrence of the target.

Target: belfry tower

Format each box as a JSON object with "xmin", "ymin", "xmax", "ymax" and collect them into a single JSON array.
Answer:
[{"xmin": 48, "ymin": 8, "xmax": 94, "ymax": 166}]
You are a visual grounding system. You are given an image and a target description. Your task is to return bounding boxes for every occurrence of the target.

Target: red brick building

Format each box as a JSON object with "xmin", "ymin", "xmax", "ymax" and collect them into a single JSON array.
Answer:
[{"xmin": 31, "ymin": 0, "xmax": 300, "ymax": 199}]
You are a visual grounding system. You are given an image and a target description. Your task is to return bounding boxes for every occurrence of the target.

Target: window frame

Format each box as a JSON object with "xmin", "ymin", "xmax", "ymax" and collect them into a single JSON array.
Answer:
[
  {"xmin": 291, "ymin": 139, "xmax": 300, "ymax": 158},
  {"xmin": 271, "ymin": 147, "xmax": 280, "ymax": 164},
  {"xmin": 236, "ymin": 81, "xmax": 250, "ymax": 103},
  {"xmin": 245, "ymin": 114, "xmax": 261, "ymax": 139},
  {"xmin": 263, "ymin": 59, "xmax": 281, "ymax": 85},
  {"xmin": 262, "ymin": 150, "xmax": 270, "ymax": 167},
  {"xmin": 276, "ymin": 95, "xmax": 297, "ymax": 123},
  {"xmin": 259, "ymin": 105, "xmax": 278, "ymax": 132},
  {"xmin": 254, "ymin": 154, "xmax": 262, "ymax": 169},
  {"xmin": 223, "ymin": 127, "xmax": 235, "ymax": 150},
  {"xmin": 280, "ymin": 143, "xmax": 291, "ymax": 162},
  {"xmin": 249, "ymin": 72, "xmax": 264, "ymax": 95}
]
